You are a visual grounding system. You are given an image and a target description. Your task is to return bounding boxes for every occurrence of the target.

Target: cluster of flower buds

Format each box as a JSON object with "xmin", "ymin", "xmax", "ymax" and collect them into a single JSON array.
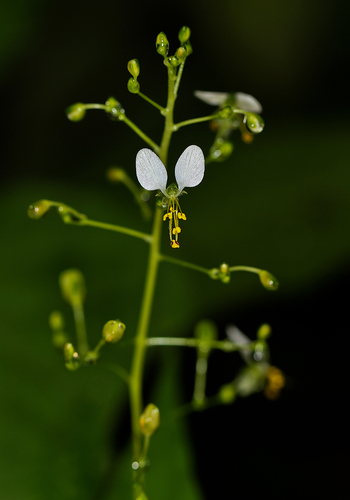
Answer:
[
  {"xmin": 127, "ymin": 59, "xmax": 141, "ymax": 94},
  {"xmin": 209, "ymin": 263, "xmax": 231, "ymax": 283},
  {"xmin": 156, "ymin": 26, "xmax": 192, "ymax": 69}
]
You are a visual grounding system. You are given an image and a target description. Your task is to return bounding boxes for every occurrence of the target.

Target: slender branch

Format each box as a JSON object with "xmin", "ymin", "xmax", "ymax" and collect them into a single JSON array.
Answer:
[
  {"xmin": 159, "ymin": 253, "xmax": 211, "ymax": 275},
  {"xmin": 145, "ymin": 337, "xmax": 254, "ymax": 352},
  {"xmin": 137, "ymin": 92, "xmax": 165, "ymax": 112},
  {"xmin": 173, "ymin": 113, "xmax": 218, "ymax": 131},
  {"xmin": 80, "ymin": 218, "xmax": 152, "ymax": 243},
  {"xmin": 119, "ymin": 115, "xmax": 160, "ymax": 152},
  {"xmin": 229, "ymin": 265, "xmax": 261, "ymax": 274}
]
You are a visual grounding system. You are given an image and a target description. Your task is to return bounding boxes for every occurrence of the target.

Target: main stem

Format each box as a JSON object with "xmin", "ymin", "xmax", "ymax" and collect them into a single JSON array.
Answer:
[{"xmin": 129, "ymin": 66, "xmax": 176, "ymax": 473}]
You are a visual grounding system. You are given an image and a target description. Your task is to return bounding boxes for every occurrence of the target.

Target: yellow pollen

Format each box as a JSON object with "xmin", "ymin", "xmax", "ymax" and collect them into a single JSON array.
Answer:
[
  {"xmin": 172, "ymin": 226, "xmax": 181, "ymax": 234},
  {"xmin": 171, "ymin": 240, "xmax": 180, "ymax": 248},
  {"xmin": 178, "ymin": 212, "xmax": 186, "ymax": 220}
]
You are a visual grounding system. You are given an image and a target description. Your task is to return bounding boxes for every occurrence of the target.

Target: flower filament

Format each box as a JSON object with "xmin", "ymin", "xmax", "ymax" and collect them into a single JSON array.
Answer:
[{"xmin": 163, "ymin": 194, "xmax": 187, "ymax": 248}]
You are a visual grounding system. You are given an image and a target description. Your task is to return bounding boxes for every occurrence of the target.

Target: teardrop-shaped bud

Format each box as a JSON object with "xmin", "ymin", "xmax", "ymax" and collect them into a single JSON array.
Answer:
[
  {"xmin": 106, "ymin": 167, "xmax": 126, "ymax": 182},
  {"xmin": 219, "ymin": 383, "xmax": 236, "ymax": 404},
  {"xmin": 127, "ymin": 77, "xmax": 140, "ymax": 94},
  {"xmin": 59, "ymin": 269, "xmax": 86, "ymax": 306},
  {"xmin": 184, "ymin": 41, "xmax": 193, "ymax": 56},
  {"xmin": 178, "ymin": 26, "xmax": 191, "ymax": 44},
  {"xmin": 49, "ymin": 310, "xmax": 65, "ymax": 331},
  {"xmin": 105, "ymin": 96, "xmax": 125, "ymax": 120},
  {"xmin": 156, "ymin": 32, "xmax": 169, "ymax": 57},
  {"xmin": 27, "ymin": 200, "xmax": 51, "ymax": 219},
  {"xmin": 257, "ymin": 323, "xmax": 271, "ymax": 340},
  {"xmin": 65, "ymin": 103, "xmax": 86, "ymax": 121},
  {"xmin": 127, "ymin": 59, "xmax": 140, "ymax": 78},
  {"xmin": 139, "ymin": 403, "xmax": 160, "ymax": 437},
  {"xmin": 102, "ymin": 320, "xmax": 125, "ymax": 343},
  {"xmin": 259, "ymin": 270, "xmax": 279, "ymax": 291},
  {"xmin": 175, "ymin": 46, "xmax": 187, "ymax": 62},
  {"xmin": 243, "ymin": 112, "xmax": 264, "ymax": 134}
]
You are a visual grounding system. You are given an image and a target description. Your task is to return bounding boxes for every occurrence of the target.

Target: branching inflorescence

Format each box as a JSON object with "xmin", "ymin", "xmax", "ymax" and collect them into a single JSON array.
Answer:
[{"xmin": 28, "ymin": 26, "xmax": 284, "ymax": 500}]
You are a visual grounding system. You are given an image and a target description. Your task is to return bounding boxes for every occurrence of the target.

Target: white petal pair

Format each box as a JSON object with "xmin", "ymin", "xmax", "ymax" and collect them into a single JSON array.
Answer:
[
  {"xmin": 194, "ymin": 90, "xmax": 262, "ymax": 114},
  {"xmin": 136, "ymin": 145, "xmax": 205, "ymax": 196}
]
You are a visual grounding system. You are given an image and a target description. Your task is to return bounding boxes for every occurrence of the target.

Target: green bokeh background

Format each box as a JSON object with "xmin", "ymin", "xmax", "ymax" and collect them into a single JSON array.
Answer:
[{"xmin": 1, "ymin": 1, "xmax": 349, "ymax": 499}]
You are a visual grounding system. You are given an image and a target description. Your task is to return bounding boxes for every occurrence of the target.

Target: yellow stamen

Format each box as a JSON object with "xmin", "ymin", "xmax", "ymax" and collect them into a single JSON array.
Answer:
[
  {"xmin": 172, "ymin": 226, "xmax": 181, "ymax": 235},
  {"xmin": 171, "ymin": 240, "xmax": 180, "ymax": 248}
]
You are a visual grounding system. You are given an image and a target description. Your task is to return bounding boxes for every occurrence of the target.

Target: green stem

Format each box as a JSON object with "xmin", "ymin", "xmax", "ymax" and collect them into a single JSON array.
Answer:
[
  {"xmin": 72, "ymin": 302, "xmax": 89, "ymax": 357},
  {"xmin": 81, "ymin": 219, "xmax": 152, "ymax": 243},
  {"xmin": 137, "ymin": 92, "xmax": 165, "ymax": 112},
  {"xmin": 129, "ymin": 63, "xmax": 178, "ymax": 497},
  {"xmin": 229, "ymin": 265, "xmax": 262, "ymax": 274},
  {"xmin": 159, "ymin": 253, "xmax": 211, "ymax": 276},
  {"xmin": 173, "ymin": 113, "xmax": 218, "ymax": 131},
  {"xmin": 120, "ymin": 115, "xmax": 160, "ymax": 153},
  {"xmin": 145, "ymin": 337, "xmax": 253, "ymax": 352}
]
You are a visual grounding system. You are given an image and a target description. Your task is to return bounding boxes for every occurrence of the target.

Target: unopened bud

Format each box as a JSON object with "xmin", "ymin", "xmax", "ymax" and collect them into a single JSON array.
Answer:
[
  {"xmin": 127, "ymin": 59, "xmax": 140, "ymax": 78},
  {"xmin": 175, "ymin": 46, "xmax": 187, "ymax": 62},
  {"xmin": 243, "ymin": 112, "xmax": 264, "ymax": 134},
  {"xmin": 259, "ymin": 270, "xmax": 279, "ymax": 291},
  {"xmin": 257, "ymin": 323, "xmax": 271, "ymax": 340},
  {"xmin": 219, "ymin": 383, "xmax": 236, "ymax": 404},
  {"xmin": 168, "ymin": 55, "xmax": 180, "ymax": 67},
  {"xmin": 218, "ymin": 106, "xmax": 233, "ymax": 119},
  {"xmin": 156, "ymin": 32, "xmax": 169, "ymax": 57},
  {"xmin": 105, "ymin": 97, "xmax": 125, "ymax": 120},
  {"xmin": 85, "ymin": 351, "xmax": 99, "ymax": 365},
  {"xmin": 102, "ymin": 320, "xmax": 125, "ymax": 343},
  {"xmin": 127, "ymin": 77, "xmax": 140, "ymax": 94},
  {"xmin": 64, "ymin": 343, "xmax": 80, "ymax": 371},
  {"xmin": 106, "ymin": 167, "xmax": 126, "ymax": 182},
  {"xmin": 49, "ymin": 311, "xmax": 64, "ymax": 331},
  {"xmin": 65, "ymin": 103, "xmax": 86, "ymax": 122},
  {"xmin": 59, "ymin": 269, "xmax": 86, "ymax": 306},
  {"xmin": 210, "ymin": 140, "xmax": 234, "ymax": 162},
  {"xmin": 27, "ymin": 199, "xmax": 51, "ymax": 219},
  {"xmin": 184, "ymin": 41, "xmax": 193, "ymax": 56},
  {"xmin": 139, "ymin": 403, "xmax": 160, "ymax": 437},
  {"xmin": 178, "ymin": 26, "xmax": 191, "ymax": 44}
]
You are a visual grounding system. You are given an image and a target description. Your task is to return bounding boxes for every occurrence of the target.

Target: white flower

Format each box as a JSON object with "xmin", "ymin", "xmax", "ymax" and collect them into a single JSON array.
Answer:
[
  {"xmin": 136, "ymin": 145, "xmax": 205, "ymax": 248},
  {"xmin": 194, "ymin": 90, "xmax": 262, "ymax": 114}
]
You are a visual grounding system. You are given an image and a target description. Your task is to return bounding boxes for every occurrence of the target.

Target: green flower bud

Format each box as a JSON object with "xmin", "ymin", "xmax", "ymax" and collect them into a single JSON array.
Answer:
[
  {"xmin": 156, "ymin": 32, "xmax": 169, "ymax": 57},
  {"xmin": 127, "ymin": 58, "xmax": 140, "ymax": 78},
  {"xmin": 210, "ymin": 140, "xmax": 234, "ymax": 162},
  {"xmin": 209, "ymin": 268, "xmax": 220, "ymax": 280},
  {"xmin": 257, "ymin": 323, "xmax": 271, "ymax": 340},
  {"xmin": 218, "ymin": 106, "xmax": 233, "ymax": 119},
  {"xmin": 139, "ymin": 403, "xmax": 160, "ymax": 437},
  {"xmin": 102, "ymin": 320, "xmax": 125, "ymax": 343},
  {"xmin": 178, "ymin": 26, "xmax": 191, "ymax": 44},
  {"xmin": 64, "ymin": 342, "xmax": 75, "ymax": 362},
  {"xmin": 49, "ymin": 311, "xmax": 64, "ymax": 331},
  {"xmin": 194, "ymin": 319, "xmax": 218, "ymax": 342},
  {"xmin": 65, "ymin": 103, "xmax": 86, "ymax": 122},
  {"xmin": 127, "ymin": 77, "xmax": 140, "ymax": 94},
  {"xmin": 175, "ymin": 46, "xmax": 187, "ymax": 62},
  {"xmin": 59, "ymin": 269, "xmax": 86, "ymax": 306},
  {"xmin": 219, "ymin": 383, "xmax": 236, "ymax": 404},
  {"xmin": 183, "ymin": 41, "xmax": 193, "ymax": 56},
  {"xmin": 64, "ymin": 343, "xmax": 80, "ymax": 370},
  {"xmin": 56, "ymin": 204, "xmax": 86, "ymax": 224},
  {"xmin": 259, "ymin": 270, "xmax": 279, "ymax": 291},
  {"xmin": 168, "ymin": 55, "xmax": 180, "ymax": 67},
  {"xmin": 27, "ymin": 199, "xmax": 51, "ymax": 219},
  {"xmin": 106, "ymin": 167, "xmax": 126, "ymax": 182},
  {"xmin": 52, "ymin": 331, "xmax": 69, "ymax": 349},
  {"xmin": 243, "ymin": 112, "xmax": 264, "ymax": 134},
  {"xmin": 105, "ymin": 97, "xmax": 125, "ymax": 120}
]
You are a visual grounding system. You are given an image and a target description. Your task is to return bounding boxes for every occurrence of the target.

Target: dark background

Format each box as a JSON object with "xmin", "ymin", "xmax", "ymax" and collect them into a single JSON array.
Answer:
[{"xmin": 1, "ymin": 1, "xmax": 349, "ymax": 499}]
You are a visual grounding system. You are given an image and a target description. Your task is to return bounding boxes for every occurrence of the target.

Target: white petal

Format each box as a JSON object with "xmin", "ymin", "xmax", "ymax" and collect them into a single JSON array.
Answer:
[
  {"xmin": 226, "ymin": 325, "xmax": 252, "ymax": 364},
  {"xmin": 174, "ymin": 145, "xmax": 205, "ymax": 194},
  {"xmin": 234, "ymin": 92, "xmax": 263, "ymax": 113},
  {"xmin": 194, "ymin": 90, "xmax": 230, "ymax": 106},
  {"xmin": 135, "ymin": 149, "xmax": 168, "ymax": 194}
]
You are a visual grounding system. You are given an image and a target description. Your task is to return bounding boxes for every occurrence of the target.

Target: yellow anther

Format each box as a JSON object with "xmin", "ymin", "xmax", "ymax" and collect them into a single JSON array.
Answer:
[
  {"xmin": 171, "ymin": 240, "xmax": 180, "ymax": 248},
  {"xmin": 163, "ymin": 212, "xmax": 172, "ymax": 221},
  {"xmin": 178, "ymin": 213, "xmax": 187, "ymax": 220},
  {"xmin": 172, "ymin": 226, "xmax": 181, "ymax": 235}
]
